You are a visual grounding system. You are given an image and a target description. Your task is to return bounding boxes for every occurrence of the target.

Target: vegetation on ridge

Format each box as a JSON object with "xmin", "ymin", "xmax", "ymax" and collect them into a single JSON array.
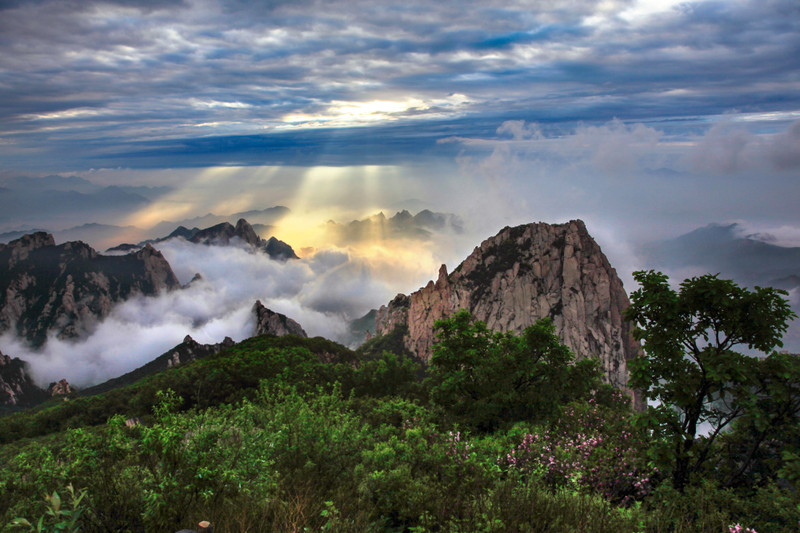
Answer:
[{"xmin": 0, "ymin": 272, "xmax": 798, "ymax": 532}]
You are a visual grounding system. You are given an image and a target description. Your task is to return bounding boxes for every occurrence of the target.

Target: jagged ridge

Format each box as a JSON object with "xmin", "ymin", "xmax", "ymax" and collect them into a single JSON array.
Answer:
[{"xmin": 0, "ymin": 232, "xmax": 180, "ymax": 346}]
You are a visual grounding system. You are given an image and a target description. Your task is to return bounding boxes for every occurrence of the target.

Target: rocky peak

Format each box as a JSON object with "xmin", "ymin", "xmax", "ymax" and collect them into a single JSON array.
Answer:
[
  {"xmin": 48, "ymin": 378, "xmax": 75, "ymax": 397},
  {"xmin": 134, "ymin": 244, "xmax": 181, "ymax": 292},
  {"xmin": 373, "ymin": 220, "xmax": 641, "ymax": 396},
  {"xmin": 81, "ymin": 335, "xmax": 237, "ymax": 397},
  {"xmin": 165, "ymin": 335, "xmax": 236, "ymax": 368},
  {"xmin": 1, "ymin": 232, "xmax": 56, "ymax": 268},
  {"xmin": 189, "ymin": 221, "xmax": 238, "ymax": 246},
  {"xmin": 235, "ymin": 218, "xmax": 262, "ymax": 247},
  {"xmin": 252, "ymin": 300, "xmax": 307, "ymax": 338},
  {"xmin": 189, "ymin": 218, "xmax": 261, "ymax": 248},
  {"xmin": 186, "ymin": 218, "xmax": 299, "ymax": 260},
  {"xmin": 264, "ymin": 236, "xmax": 300, "ymax": 261},
  {"xmin": 0, "ymin": 232, "xmax": 181, "ymax": 346}
]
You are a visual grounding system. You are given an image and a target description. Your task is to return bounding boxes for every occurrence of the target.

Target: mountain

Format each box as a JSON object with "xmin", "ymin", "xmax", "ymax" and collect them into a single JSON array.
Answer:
[
  {"xmin": 80, "ymin": 335, "xmax": 236, "ymax": 397},
  {"xmin": 189, "ymin": 219, "xmax": 299, "ymax": 260},
  {"xmin": 0, "ymin": 232, "xmax": 180, "ymax": 346},
  {"xmin": 641, "ymin": 223, "xmax": 800, "ymax": 289},
  {"xmin": 105, "ymin": 225, "xmax": 201, "ymax": 252},
  {"xmin": 190, "ymin": 218, "xmax": 262, "ymax": 246},
  {"xmin": 0, "ymin": 350, "xmax": 47, "ymax": 408},
  {"xmin": 371, "ymin": 220, "xmax": 640, "ymax": 394},
  {"xmin": 109, "ymin": 218, "xmax": 299, "ymax": 260}
]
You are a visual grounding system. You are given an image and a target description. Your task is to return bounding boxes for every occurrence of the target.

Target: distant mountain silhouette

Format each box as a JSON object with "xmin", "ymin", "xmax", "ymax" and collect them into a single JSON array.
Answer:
[
  {"xmin": 641, "ymin": 223, "xmax": 800, "ymax": 289},
  {"xmin": 108, "ymin": 218, "xmax": 298, "ymax": 260},
  {"xmin": 147, "ymin": 206, "xmax": 290, "ymax": 237},
  {"xmin": 325, "ymin": 209, "xmax": 463, "ymax": 245}
]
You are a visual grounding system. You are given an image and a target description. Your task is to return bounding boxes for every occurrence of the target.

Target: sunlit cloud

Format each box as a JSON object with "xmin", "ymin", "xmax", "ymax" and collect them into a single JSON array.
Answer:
[
  {"xmin": 189, "ymin": 99, "xmax": 254, "ymax": 109},
  {"xmin": 280, "ymin": 94, "xmax": 469, "ymax": 129}
]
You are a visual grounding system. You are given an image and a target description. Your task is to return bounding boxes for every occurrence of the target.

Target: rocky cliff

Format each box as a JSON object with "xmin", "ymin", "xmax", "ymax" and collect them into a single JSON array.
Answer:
[
  {"xmin": 373, "ymin": 220, "xmax": 640, "ymax": 392},
  {"xmin": 0, "ymin": 232, "xmax": 180, "ymax": 346},
  {"xmin": 0, "ymin": 350, "xmax": 48, "ymax": 407},
  {"xmin": 253, "ymin": 301, "xmax": 308, "ymax": 338}
]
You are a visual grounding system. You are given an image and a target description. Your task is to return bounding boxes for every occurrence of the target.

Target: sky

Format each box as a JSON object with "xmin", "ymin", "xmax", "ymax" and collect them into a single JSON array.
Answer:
[{"xmin": 1, "ymin": 0, "xmax": 800, "ymax": 383}]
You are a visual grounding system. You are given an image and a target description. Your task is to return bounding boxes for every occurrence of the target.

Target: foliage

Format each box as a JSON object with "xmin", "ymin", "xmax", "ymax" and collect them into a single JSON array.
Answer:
[
  {"xmin": 428, "ymin": 309, "xmax": 600, "ymax": 432},
  {"xmin": 8, "ymin": 484, "xmax": 87, "ymax": 533},
  {"xmin": 713, "ymin": 350, "xmax": 800, "ymax": 490},
  {"xmin": 1, "ymin": 290, "xmax": 799, "ymax": 532},
  {"xmin": 625, "ymin": 270, "xmax": 797, "ymax": 491},
  {"xmin": 356, "ymin": 324, "xmax": 414, "ymax": 359},
  {"xmin": 504, "ymin": 391, "xmax": 657, "ymax": 506},
  {"xmin": 0, "ymin": 335, "xmax": 357, "ymax": 444}
]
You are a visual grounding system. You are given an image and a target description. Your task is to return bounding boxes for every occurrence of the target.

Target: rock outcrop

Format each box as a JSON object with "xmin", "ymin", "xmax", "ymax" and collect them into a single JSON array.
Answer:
[
  {"xmin": 252, "ymin": 301, "xmax": 307, "ymax": 338},
  {"xmin": 0, "ymin": 350, "xmax": 47, "ymax": 407},
  {"xmin": 373, "ymin": 220, "xmax": 640, "ymax": 392},
  {"xmin": 0, "ymin": 232, "xmax": 181, "ymax": 346},
  {"xmin": 48, "ymin": 378, "xmax": 75, "ymax": 397}
]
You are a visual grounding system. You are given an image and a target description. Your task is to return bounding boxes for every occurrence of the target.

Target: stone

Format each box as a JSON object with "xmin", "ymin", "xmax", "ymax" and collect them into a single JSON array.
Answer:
[
  {"xmin": 252, "ymin": 301, "xmax": 307, "ymax": 338},
  {"xmin": 0, "ymin": 232, "xmax": 181, "ymax": 346},
  {"xmin": 373, "ymin": 220, "xmax": 641, "ymax": 397},
  {"xmin": 0, "ymin": 349, "xmax": 48, "ymax": 407}
]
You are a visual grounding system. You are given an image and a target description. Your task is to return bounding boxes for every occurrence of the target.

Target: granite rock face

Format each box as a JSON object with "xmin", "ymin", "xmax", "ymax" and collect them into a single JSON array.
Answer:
[
  {"xmin": 253, "ymin": 301, "xmax": 308, "ymax": 338},
  {"xmin": 48, "ymin": 378, "xmax": 75, "ymax": 397},
  {"xmin": 0, "ymin": 232, "xmax": 180, "ymax": 346},
  {"xmin": 374, "ymin": 220, "xmax": 640, "ymax": 392},
  {"xmin": 0, "ymin": 350, "xmax": 47, "ymax": 407}
]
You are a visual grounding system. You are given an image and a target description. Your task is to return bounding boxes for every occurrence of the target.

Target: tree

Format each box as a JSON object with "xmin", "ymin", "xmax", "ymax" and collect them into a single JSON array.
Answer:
[
  {"xmin": 427, "ymin": 309, "xmax": 600, "ymax": 432},
  {"xmin": 624, "ymin": 270, "xmax": 797, "ymax": 491}
]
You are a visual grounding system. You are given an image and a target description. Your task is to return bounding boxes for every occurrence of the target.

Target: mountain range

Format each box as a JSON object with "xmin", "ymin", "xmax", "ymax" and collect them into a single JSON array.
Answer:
[
  {"xmin": 109, "ymin": 218, "xmax": 299, "ymax": 261},
  {"xmin": 0, "ymin": 202, "xmax": 291, "ymax": 252},
  {"xmin": 324, "ymin": 209, "xmax": 464, "ymax": 245},
  {"xmin": 2, "ymin": 218, "xmax": 799, "ymax": 412},
  {"xmin": 0, "ymin": 218, "xmax": 297, "ymax": 352}
]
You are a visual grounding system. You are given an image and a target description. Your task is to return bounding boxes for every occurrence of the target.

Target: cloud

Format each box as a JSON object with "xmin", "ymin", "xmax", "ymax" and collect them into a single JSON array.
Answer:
[
  {"xmin": 3, "ymin": 223, "xmax": 475, "ymax": 387},
  {"xmin": 2, "ymin": 0, "xmax": 800, "ymax": 171},
  {"xmin": 770, "ymin": 120, "xmax": 800, "ymax": 170},
  {"xmin": 448, "ymin": 118, "xmax": 666, "ymax": 177},
  {"xmin": 686, "ymin": 118, "xmax": 800, "ymax": 174}
]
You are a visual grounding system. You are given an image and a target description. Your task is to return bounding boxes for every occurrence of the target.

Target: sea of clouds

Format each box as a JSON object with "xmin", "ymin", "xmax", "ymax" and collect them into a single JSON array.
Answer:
[{"xmin": 1, "ymin": 237, "xmax": 421, "ymax": 387}]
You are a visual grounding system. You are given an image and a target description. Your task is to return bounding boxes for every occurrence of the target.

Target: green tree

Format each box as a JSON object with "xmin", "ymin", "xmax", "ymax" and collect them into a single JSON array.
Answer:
[
  {"xmin": 428, "ymin": 309, "xmax": 600, "ymax": 432},
  {"xmin": 624, "ymin": 270, "xmax": 797, "ymax": 492}
]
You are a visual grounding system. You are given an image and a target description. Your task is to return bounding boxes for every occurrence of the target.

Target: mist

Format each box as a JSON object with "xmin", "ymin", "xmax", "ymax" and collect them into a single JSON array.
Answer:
[{"xmin": 3, "ymin": 218, "xmax": 476, "ymax": 388}]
